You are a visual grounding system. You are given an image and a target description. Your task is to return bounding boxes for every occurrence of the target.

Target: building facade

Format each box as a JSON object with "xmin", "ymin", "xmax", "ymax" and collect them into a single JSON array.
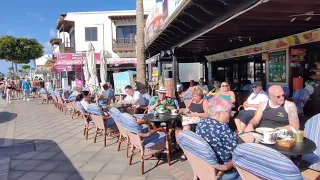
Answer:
[{"xmin": 50, "ymin": 0, "xmax": 155, "ymax": 87}]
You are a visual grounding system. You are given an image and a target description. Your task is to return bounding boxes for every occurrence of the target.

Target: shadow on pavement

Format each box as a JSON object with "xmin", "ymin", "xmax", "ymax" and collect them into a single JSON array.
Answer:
[
  {"xmin": 0, "ymin": 112, "xmax": 17, "ymax": 124},
  {"xmin": 0, "ymin": 138, "xmax": 81, "ymax": 180}
]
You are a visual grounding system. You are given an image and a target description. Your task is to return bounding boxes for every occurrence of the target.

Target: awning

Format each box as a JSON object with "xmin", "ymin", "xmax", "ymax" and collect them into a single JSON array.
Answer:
[
  {"xmin": 145, "ymin": 53, "xmax": 160, "ymax": 64},
  {"xmin": 34, "ymin": 67, "xmax": 52, "ymax": 74},
  {"xmin": 55, "ymin": 58, "xmax": 137, "ymax": 65}
]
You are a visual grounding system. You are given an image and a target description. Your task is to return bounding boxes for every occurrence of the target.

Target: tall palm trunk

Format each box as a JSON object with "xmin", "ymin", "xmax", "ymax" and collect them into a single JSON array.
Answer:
[{"xmin": 135, "ymin": 0, "xmax": 146, "ymax": 90}]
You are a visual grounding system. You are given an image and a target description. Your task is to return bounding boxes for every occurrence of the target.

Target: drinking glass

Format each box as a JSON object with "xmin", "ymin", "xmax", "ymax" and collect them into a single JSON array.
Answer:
[{"xmin": 293, "ymin": 130, "xmax": 304, "ymax": 142}]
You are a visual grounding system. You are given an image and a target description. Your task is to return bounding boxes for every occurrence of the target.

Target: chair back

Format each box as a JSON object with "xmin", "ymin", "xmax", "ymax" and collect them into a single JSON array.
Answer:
[
  {"xmin": 142, "ymin": 93, "xmax": 151, "ymax": 106},
  {"xmin": 41, "ymin": 94, "xmax": 48, "ymax": 100},
  {"xmin": 52, "ymin": 95, "xmax": 58, "ymax": 103},
  {"xmin": 110, "ymin": 108, "xmax": 127, "ymax": 137},
  {"xmin": 304, "ymin": 114, "xmax": 320, "ymax": 156},
  {"xmin": 72, "ymin": 101, "xmax": 81, "ymax": 112},
  {"xmin": 233, "ymin": 143, "xmax": 303, "ymax": 180},
  {"xmin": 242, "ymin": 84, "xmax": 253, "ymax": 92},
  {"xmin": 292, "ymin": 89, "xmax": 310, "ymax": 109},
  {"xmin": 178, "ymin": 130, "xmax": 221, "ymax": 180},
  {"xmin": 90, "ymin": 114, "xmax": 105, "ymax": 131},
  {"xmin": 282, "ymin": 85, "xmax": 291, "ymax": 98},
  {"xmin": 57, "ymin": 96, "xmax": 64, "ymax": 105},
  {"xmin": 120, "ymin": 113, "xmax": 142, "ymax": 148}
]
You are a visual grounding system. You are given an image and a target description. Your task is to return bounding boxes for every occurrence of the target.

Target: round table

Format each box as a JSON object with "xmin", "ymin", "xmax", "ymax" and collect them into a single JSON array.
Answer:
[
  {"xmin": 142, "ymin": 113, "xmax": 181, "ymax": 122},
  {"xmin": 262, "ymin": 137, "xmax": 317, "ymax": 156}
]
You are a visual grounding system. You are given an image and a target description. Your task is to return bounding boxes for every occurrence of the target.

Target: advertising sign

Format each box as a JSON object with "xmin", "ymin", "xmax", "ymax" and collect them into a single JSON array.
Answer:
[
  {"xmin": 56, "ymin": 65, "xmax": 73, "ymax": 72},
  {"xmin": 267, "ymin": 50, "xmax": 288, "ymax": 85},
  {"xmin": 113, "ymin": 72, "xmax": 134, "ymax": 94}
]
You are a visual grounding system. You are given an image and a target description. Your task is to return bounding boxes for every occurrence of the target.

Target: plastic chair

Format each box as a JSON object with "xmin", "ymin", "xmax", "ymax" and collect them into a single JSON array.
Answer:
[{"xmin": 291, "ymin": 89, "xmax": 310, "ymax": 115}]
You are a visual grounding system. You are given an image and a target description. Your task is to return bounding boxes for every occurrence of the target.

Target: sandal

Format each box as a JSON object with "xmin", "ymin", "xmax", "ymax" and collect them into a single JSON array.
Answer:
[{"xmin": 179, "ymin": 154, "xmax": 187, "ymax": 161}]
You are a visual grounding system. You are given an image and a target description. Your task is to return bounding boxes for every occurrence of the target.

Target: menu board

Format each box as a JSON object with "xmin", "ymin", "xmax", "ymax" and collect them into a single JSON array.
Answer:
[
  {"xmin": 267, "ymin": 50, "xmax": 287, "ymax": 84},
  {"xmin": 113, "ymin": 71, "xmax": 134, "ymax": 94}
]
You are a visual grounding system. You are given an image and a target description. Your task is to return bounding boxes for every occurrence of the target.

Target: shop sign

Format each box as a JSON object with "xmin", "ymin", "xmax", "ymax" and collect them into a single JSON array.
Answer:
[
  {"xmin": 267, "ymin": 50, "xmax": 288, "ymax": 85},
  {"xmin": 56, "ymin": 65, "xmax": 73, "ymax": 72},
  {"xmin": 57, "ymin": 53, "xmax": 101, "ymax": 61},
  {"xmin": 206, "ymin": 28, "xmax": 320, "ymax": 61}
]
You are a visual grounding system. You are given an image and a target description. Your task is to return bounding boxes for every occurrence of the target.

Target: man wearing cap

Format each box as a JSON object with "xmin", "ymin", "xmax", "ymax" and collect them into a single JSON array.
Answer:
[
  {"xmin": 235, "ymin": 81, "xmax": 268, "ymax": 134},
  {"xmin": 149, "ymin": 86, "xmax": 176, "ymax": 113}
]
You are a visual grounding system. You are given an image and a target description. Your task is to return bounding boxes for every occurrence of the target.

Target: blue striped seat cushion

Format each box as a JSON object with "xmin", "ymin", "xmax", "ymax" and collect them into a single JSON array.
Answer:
[
  {"xmin": 143, "ymin": 132, "xmax": 166, "ymax": 148},
  {"xmin": 109, "ymin": 108, "xmax": 121, "ymax": 122},
  {"xmin": 178, "ymin": 130, "xmax": 218, "ymax": 165},
  {"xmin": 105, "ymin": 118, "xmax": 116, "ymax": 128},
  {"xmin": 120, "ymin": 113, "xmax": 143, "ymax": 133},
  {"xmin": 292, "ymin": 89, "xmax": 310, "ymax": 108},
  {"xmin": 76, "ymin": 101, "xmax": 87, "ymax": 113},
  {"xmin": 87, "ymin": 104, "xmax": 104, "ymax": 115},
  {"xmin": 303, "ymin": 113, "xmax": 320, "ymax": 171},
  {"xmin": 233, "ymin": 143, "xmax": 303, "ymax": 180}
]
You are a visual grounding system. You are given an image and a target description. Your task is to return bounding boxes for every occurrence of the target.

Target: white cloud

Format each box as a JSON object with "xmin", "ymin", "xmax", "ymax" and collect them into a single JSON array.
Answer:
[
  {"xmin": 42, "ymin": 41, "xmax": 52, "ymax": 54},
  {"xmin": 49, "ymin": 29, "xmax": 56, "ymax": 37}
]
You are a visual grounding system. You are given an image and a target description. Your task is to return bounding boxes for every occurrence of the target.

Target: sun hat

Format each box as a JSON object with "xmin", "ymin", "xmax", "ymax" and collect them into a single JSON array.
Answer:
[{"xmin": 156, "ymin": 86, "xmax": 166, "ymax": 93}]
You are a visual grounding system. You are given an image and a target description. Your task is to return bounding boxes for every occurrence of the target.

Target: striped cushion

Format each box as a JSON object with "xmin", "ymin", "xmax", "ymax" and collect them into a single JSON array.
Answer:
[
  {"xmin": 105, "ymin": 118, "xmax": 116, "ymax": 128},
  {"xmin": 87, "ymin": 104, "xmax": 104, "ymax": 115},
  {"xmin": 143, "ymin": 132, "xmax": 166, "ymax": 148},
  {"xmin": 178, "ymin": 130, "xmax": 218, "ymax": 165},
  {"xmin": 120, "ymin": 113, "xmax": 142, "ymax": 133},
  {"xmin": 183, "ymin": 92, "xmax": 192, "ymax": 99},
  {"xmin": 76, "ymin": 101, "xmax": 87, "ymax": 113},
  {"xmin": 233, "ymin": 143, "xmax": 303, "ymax": 180},
  {"xmin": 292, "ymin": 89, "xmax": 310, "ymax": 108},
  {"xmin": 109, "ymin": 108, "xmax": 121, "ymax": 122},
  {"xmin": 303, "ymin": 113, "xmax": 320, "ymax": 171},
  {"xmin": 282, "ymin": 86, "xmax": 290, "ymax": 98}
]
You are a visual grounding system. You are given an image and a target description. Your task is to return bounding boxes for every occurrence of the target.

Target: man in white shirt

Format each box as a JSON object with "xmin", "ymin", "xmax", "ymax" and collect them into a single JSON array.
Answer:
[
  {"xmin": 122, "ymin": 85, "xmax": 146, "ymax": 106},
  {"xmin": 235, "ymin": 81, "xmax": 268, "ymax": 134}
]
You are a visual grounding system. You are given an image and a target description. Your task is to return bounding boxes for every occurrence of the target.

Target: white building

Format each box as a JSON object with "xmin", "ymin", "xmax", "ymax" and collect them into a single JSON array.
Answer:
[{"xmin": 49, "ymin": 0, "xmax": 156, "ymax": 86}]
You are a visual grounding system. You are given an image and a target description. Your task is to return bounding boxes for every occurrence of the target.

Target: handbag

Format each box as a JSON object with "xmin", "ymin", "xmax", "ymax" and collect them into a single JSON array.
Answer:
[{"xmin": 182, "ymin": 116, "xmax": 201, "ymax": 126}]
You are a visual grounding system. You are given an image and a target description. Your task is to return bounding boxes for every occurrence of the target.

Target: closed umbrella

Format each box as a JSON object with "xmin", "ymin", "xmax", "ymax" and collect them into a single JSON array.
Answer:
[
  {"xmin": 87, "ymin": 43, "xmax": 99, "ymax": 93},
  {"xmin": 100, "ymin": 50, "xmax": 107, "ymax": 86},
  {"xmin": 82, "ymin": 56, "xmax": 90, "ymax": 86}
]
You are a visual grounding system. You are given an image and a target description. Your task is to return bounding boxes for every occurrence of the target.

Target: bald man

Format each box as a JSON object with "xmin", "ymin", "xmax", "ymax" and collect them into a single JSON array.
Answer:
[{"xmin": 244, "ymin": 85, "xmax": 299, "ymax": 132}]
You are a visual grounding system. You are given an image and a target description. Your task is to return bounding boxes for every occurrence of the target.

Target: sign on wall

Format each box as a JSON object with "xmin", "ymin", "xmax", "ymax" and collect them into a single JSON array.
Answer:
[
  {"xmin": 267, "ymin": 50, "xmax": 288, "ymax": 85},
  {"xmin": 113, "ymin": 72, "xmax": 134, "ymax": 94}
]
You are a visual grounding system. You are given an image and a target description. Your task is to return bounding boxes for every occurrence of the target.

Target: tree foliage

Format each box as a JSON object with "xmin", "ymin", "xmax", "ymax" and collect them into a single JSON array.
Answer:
[
  {"xmin": 0, "ymin": 36, "xmax": 44, "ymax": 71},
  {"xmin": 21, "ymin": 65, "xmax": 31, "ymax": 70}
]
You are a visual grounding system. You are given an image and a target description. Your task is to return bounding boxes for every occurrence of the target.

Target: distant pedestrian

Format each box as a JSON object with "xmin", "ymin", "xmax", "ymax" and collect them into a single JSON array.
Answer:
[
  {"xmin": 22, "ymin": 78, "xmax": 31, "ymax": 101},
  {"xmin": 5, "ymin": 80, "xmax": 14, "ymax": 103}
]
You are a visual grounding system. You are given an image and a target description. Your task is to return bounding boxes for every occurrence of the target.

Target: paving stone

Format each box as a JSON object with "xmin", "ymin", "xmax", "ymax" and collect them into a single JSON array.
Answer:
[
  {"xmin": 89, "ymin": 153, "xmax": 114, "ymax": 162},
  {"xmin": 79, "ymin": 162, "xmax": 106, "ymax": 172},
  {"xmin": 119, "ymin": 176, "xmax": 146, "ymax": 180},
  {"xmin": 42, "ymin": 172, "xmax": 72, "ymax": 180},
  {"xmin": 82, "ymin": 145, "xmax": 104, "ymax": 152},
  {"xmin": 67, "ymin": 172, "xmax": 96, "ymax": 180},
  {"xmin": 71, "ymin": 152, "xmax": 96, "ymax": 161},
  {"xmin": 8, "ymin": 171, "xmax": 26, "ymax": 180},
  {"xmin": 93, "ymin": 173, "xmax": 120, "ymax": 180},
  {"xmin": 54, "ymin": 161, "xmax": 86, "ymax": 173},
  {"xmin": 33, "ymin": 161, "xmax": 63, "ymax": 171},
  {"xmin": 12, "ymin": 151, "xmax": 41, "ymax": 160},
  {"xmin": 12, "ymin": 160, "xmax": 44, "ymax": 171},
  {"xmin": 16, "ymin": 171, "xmax": 49, "ymax": 180},
  {"xmin": 9, "ymin": 160, "xmax": 25, "ymax": 169},
  {"xmin": 99, "ymin": 162, "xmax": 128, "ymax": 174},
  {"xmin": 31, "ymin": 151, "xmax": 59, "ymax": 160}
]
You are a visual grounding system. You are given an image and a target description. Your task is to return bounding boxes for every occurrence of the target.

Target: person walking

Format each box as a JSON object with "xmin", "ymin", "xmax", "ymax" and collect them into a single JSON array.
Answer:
[
  {"xmin": 22, "ymin": 78, "xmax": 31, "ymax": 101},
  {"xmin": 5, "ymin": 80, "xmax": 14, "ymax": 103}
]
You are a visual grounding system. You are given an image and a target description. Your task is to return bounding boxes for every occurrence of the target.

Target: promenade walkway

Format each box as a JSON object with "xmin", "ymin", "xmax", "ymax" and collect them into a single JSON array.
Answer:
[{"xmin": 0, "ymin": 98, "xmax": 193, "ymax": 180}]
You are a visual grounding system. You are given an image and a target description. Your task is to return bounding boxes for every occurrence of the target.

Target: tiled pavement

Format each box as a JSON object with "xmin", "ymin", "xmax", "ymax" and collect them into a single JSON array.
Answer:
[{"xmin": 0, "ymin": 98, "xmax": 193, "ymax": 180}]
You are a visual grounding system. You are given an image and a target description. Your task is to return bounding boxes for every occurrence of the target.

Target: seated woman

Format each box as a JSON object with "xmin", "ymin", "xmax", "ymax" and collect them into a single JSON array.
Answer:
[
  {"xmin": 98, "ymin": 84, "xmax": 114, "ymax": 105},
  {"xmin": 196, "ymin": 97, "xmax": 254, "ymax": 180},
  {"xmin": 179, "ymin": 86, "xmax": 208, "ymax": 161},
  {"xmin": 68, "ymin": 86, "xmax": 81, "ymax": 102},
  {"xmin": 207, "ymin": 80, "xmax": 220, "ymax": 97},
  {"xmin": 215, "ymin": 82, "xmax": 236, "ymax": 104}
]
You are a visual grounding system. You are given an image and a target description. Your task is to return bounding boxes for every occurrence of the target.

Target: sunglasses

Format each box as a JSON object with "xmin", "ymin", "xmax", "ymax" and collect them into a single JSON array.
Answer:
[
  {"xmin": 222, "ymin": 85, "xmax": 228, "ymax": 87},
  {"xmin": 252, "ymin": 85, "xmax": 258, "ymax": 88},
  {"xmin": 271, "ymin": 94, "xmax": 285, "ymax": 99}
]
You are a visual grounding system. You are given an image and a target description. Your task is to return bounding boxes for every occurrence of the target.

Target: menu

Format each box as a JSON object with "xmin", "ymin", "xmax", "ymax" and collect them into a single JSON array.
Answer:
[{"xmin": 268, "ymin": 50, "xmax": 287, "ymax": 83}]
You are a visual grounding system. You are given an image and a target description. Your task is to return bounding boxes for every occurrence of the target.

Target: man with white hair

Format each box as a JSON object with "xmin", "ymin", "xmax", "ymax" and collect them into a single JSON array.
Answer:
[{"xmin": 245, "ymin": 85, "xmax": 299, "ymax": 132}]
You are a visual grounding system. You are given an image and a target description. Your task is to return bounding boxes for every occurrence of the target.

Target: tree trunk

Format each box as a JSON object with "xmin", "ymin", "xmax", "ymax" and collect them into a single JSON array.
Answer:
[
  {"xmin": 135, "ymin": 0, "xmax": 146, "ymax": 90},
  {"xmin": 33, "ymin": 60, "xmax": 36, "ymax": 69}
]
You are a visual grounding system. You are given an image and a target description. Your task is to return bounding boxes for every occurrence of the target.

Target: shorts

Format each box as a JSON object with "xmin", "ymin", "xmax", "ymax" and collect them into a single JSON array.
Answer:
[
  {"xmin": 32, "ymin": 87, "xmax": 37, "ymax": 93},
  {"xmin": 235, "ymin": 110, "xmax": 255, "ymax": 125}
]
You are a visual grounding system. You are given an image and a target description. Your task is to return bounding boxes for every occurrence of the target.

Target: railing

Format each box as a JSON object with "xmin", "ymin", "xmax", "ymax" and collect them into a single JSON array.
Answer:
[
  {"xmin": 113, "ymin": 38, "xmax": 136, "ymax": 44},
  {"xmin": 59, "ymin": 42, "xmax": 75, "ymax": 53}
]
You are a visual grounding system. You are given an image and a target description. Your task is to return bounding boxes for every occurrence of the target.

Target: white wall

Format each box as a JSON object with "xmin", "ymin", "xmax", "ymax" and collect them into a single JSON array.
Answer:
[{"xmin": 179, "ymin": 63, "xmax": 202, "ymax": 82}]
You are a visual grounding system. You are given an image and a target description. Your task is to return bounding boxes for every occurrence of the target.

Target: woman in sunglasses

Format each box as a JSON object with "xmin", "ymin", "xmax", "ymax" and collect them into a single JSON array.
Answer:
[
  {"xmin": 245, "ymin": 85, "xmax": 300, "ymax": 132},
  {"xmin": 215, "ymin": 82, "xmax": 236, "ymax": 104}
]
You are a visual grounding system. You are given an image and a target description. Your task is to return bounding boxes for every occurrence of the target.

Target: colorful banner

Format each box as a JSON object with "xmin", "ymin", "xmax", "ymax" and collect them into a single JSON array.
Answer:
[
  {"xmin": 44, "ymin": 59, "xmax": 56, "ymax": 68},
  {"xmin": 57, "ymin": 53, "xmax": 100, "ymax": 61},
  {"xmin": 267, "ymin": 50, "xmax": 287, "ymax": 84},
  {"xmin": 206, "ymin": 28, "xmax": 320, "ymax": 61},
  {"xmin": 56, "ymin": 57, "xmax": 137, "ymax": 65},
  {"xmin": 56, "ymin": 65, "xmax": 73, "ymax": 72},
  {"xmin": 113, "ymin": 72, "xmax": 134, "ymax": 94}
]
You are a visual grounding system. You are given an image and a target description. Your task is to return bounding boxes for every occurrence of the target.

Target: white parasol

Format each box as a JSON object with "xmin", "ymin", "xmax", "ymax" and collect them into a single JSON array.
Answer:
[
  {"xmin": 100, "ymin": 50, "xmax": 107, "ymax": 87},
  {"xmin": 87, "ymin": 43, "xmax": 99, "ymax": 93}
]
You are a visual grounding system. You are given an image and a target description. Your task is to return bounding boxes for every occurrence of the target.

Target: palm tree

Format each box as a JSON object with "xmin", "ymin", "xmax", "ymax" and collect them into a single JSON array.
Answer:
[{"xmin": 135, "ymin": 0, "xmax": 146, "ymax": 90}]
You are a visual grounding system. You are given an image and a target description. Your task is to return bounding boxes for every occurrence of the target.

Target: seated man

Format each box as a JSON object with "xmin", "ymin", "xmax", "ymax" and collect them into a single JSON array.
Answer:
[
  {"xmin": 149, "ymin": 87, "xmax": 176, "ymax": 113},
  {"xmin": 234, "ymin": 81, "xmax": 268, "ymax": 134},
  {"xmin": 196, "ymin": 97, "xmax": 254, "ymax": 179},
  {"xmin": 68, "ymin": 86, "xmax": 81, "ymax": 102},
  {"xmin": 245, "ymin": 85, "xmax": 300, "ymax": 132},
  {"xmin": 121, "ymin": 85, "xmax": 146, "ymax": 114},
  {"xmin": 98, "ymin": 84, "xmax": 114, "ymax": 105}
]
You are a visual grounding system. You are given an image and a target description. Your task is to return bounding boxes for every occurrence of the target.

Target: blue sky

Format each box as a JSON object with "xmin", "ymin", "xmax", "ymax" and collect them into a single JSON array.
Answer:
[{"xmin": 0, "ymin": 0, "xmax": 145, "ymax": 75}]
